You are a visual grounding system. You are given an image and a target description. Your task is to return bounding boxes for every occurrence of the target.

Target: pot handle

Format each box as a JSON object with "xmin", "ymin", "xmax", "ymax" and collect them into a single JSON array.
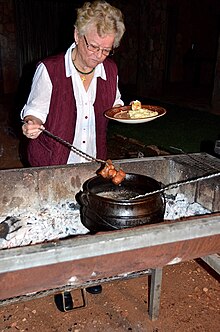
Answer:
[
  {"xmin": 161, "ymin": 192, "xmax": 166, "ymax": 215},
  {"xmin": 79, "ymin": 191, "xmax": 89, "ymax": 207}
]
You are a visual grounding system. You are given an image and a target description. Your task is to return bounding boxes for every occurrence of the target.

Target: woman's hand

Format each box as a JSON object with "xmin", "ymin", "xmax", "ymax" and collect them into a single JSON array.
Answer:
[{"xmin": 22, "ymin": 116, "xmax": 45, "ymax": 139}]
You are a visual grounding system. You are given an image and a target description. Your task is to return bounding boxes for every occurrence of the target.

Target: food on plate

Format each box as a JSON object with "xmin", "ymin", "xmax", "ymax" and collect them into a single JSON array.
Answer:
[
  {"xmin": 129, "ymin": 108, "xmax": 158, "ymax": 119},
  {"xmin": 129, "ymin": 100, "xmax": 158, "ymax": 119},
  {"xmin": 131, "ymin": 100, "xmax": 142, "ymax": 111},
  {"xmin": 98, "ymin": 159, "xmax": 126, "ymax": 185}
]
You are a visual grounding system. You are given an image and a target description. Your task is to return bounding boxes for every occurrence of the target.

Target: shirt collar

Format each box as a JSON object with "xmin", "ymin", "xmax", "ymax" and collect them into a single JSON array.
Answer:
[{"xmin": 65, "ymin": 43, "xmax": 106, "ymax": 80}]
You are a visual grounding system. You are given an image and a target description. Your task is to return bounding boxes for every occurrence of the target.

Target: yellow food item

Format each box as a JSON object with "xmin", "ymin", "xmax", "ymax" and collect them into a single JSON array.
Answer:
[
  {"xmin": 131, "ymin": 100, "xmax": 142, "ymax": 111},
  {"xmin": 129, "ymin": 109, "xmax": 158, "ymax": 119},
  {"xmin": 129, "ymin": 101, "xmax": 158, "ymax": 119}
]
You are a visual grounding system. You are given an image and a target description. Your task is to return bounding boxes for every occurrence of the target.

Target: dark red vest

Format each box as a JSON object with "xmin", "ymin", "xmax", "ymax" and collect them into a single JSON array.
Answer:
[{"xmin": 27, "ymin": 54, "xmax": 118, "ymax": 166}]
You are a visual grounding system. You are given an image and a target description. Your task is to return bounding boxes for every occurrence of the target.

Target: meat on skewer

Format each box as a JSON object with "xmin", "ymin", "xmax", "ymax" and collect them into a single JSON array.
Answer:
[{"xmin": 98, "ymin": 159, "xmax": 126, "ymax": 185}]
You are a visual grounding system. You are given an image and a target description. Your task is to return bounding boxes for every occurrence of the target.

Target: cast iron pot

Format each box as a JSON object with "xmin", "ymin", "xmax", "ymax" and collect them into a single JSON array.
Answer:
[{"xmin": 78, "ymin": 173, "xmax": 165, "ymax": 232}]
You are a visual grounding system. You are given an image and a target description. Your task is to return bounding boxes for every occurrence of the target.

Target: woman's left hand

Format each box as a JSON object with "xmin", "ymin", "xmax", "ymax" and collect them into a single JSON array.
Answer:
[{"xmin": 22, "ymin": 116, "xmax": 45, "ymax": 139}]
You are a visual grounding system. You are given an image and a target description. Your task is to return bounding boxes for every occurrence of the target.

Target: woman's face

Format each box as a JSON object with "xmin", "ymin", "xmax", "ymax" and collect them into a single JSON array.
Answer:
[{"xmin": 74, "ymin": 26, "xmax": 115, "ymax": 69}]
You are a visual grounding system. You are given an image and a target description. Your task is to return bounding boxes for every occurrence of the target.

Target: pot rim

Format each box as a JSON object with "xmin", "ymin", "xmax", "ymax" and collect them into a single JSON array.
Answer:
[{"xmin": 82, "ymin": 173, "xmax": 164, "ymax": 203}]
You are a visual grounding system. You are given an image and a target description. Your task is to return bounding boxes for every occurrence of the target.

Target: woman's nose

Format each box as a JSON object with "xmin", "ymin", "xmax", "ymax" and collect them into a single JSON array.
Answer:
[{"xmin": 95, "ymin": 49, "xmax": 104, "ymax": 59}]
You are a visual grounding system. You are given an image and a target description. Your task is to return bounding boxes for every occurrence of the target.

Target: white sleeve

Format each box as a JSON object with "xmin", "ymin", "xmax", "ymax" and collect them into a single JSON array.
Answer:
[
  {"xmin": 20, "ymin": 63, "xmax": 52, "ymax": 124},
  {"xmin": 113, "ymin": 76, "xmax": 124, "ymax": 107}
]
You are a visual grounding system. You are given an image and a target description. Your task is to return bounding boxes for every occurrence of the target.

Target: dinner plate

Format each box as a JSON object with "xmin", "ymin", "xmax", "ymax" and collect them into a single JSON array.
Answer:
[{"xmin": 104, "ymin": 105, "xmax": 166, "ymax": 124}]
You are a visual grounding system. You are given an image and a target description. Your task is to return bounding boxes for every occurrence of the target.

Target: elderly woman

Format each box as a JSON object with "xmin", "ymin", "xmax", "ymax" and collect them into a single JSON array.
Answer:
[{"xmin": 21, "ymin": 0, "xmax": 125, "ymax": 166}]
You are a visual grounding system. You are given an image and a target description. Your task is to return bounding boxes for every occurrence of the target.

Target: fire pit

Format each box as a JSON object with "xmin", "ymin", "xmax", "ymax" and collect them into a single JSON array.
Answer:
[{"xmin": 0, "ymin": 153, "xmax": 219, "ymax": 319}]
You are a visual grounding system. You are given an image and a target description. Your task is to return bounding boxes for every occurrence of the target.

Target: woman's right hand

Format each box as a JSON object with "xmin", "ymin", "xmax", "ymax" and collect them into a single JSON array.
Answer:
[{"xmin": 22, "ymin": 116, "xmax": 45, "ymax": 139}]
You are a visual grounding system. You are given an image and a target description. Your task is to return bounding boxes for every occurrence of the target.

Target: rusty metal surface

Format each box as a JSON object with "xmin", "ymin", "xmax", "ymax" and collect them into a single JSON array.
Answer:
[
  {"xmin": 0, "ymin": 213, "xmax": 220, "ymax": 301},
  {"xmin": 0, "ymin": 270, "xmax": 154, "ymax": 307},
  {"xmin": 0, "ymin": 232, "xmax": 219, "ymax": 301},
  {"xmin": 0, "ymin": 154, "xmax": 220, "ymax": 303},
  {"xmin": 1, "ymin": 214, "xmax": 220, "ymax": 273}
]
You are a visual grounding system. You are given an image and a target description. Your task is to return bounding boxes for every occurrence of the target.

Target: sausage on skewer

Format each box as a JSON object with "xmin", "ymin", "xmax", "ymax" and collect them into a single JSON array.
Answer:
[{"xmin": 98, "ymin": 159, "xmax": 126, "ymax": 185}]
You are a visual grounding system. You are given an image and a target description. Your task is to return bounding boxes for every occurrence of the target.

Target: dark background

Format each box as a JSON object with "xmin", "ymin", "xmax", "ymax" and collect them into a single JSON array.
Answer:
[{"xmin": 1, "ymin": 0, "xmax": 220, "ymax": 112}]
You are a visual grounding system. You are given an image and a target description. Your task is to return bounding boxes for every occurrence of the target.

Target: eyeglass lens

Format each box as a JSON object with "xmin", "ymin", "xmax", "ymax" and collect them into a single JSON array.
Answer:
[{"xmin": 84, "ymin": 36, "xmax": 113, "ymax": 56}]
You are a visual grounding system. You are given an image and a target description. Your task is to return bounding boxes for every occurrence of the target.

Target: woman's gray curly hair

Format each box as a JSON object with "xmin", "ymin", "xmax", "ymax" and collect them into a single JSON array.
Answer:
[{"xmin": 75, "ymin": 1, "xmax": 125, "ymax": 48}]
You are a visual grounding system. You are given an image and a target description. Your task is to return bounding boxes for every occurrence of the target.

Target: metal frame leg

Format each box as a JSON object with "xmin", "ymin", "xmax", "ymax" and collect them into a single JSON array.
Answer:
[
  {"xmin": 148, "ymin": 268, "xmax": 163, "ymax": 321},
  {"xmin": 201, "ymin": 254, "xmax": 220, "ymax": 275}
]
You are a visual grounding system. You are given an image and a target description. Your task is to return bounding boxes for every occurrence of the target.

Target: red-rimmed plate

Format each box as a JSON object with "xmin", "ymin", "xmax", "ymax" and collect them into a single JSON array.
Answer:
[{"xmin": 104, "ymin": 105, "xmax": 166, "ymax": 124}]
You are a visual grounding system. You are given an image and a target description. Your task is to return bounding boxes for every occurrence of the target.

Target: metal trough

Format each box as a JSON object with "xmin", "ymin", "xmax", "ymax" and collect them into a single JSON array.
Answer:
[{"xmin": 0, "ymin": 153, "xmax": 220, "ymax": 320}]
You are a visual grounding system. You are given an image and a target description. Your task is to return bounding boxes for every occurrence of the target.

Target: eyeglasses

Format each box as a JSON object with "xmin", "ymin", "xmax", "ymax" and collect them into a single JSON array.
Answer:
[{"xmin": 84, "ymin": 35, "xmax": 114, "ymax": 56}]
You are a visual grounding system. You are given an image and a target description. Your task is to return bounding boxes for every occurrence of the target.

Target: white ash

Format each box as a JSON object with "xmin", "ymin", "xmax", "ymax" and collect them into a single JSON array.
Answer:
[
  {"xmin": 0, "ymin": 201, "xmax": 89, "ymax": 249},
  {"xmin": 0, "ymin": 194, "xmax": 211, "ymax": 250},
  {"xmin": 164, "ymin": 193, "xmax": 211, "ymax": 219}
]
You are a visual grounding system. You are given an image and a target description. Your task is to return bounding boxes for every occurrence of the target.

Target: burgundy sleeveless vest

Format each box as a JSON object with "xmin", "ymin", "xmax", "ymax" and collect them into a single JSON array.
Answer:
[{"xmin": 27, "ymin": 54, "xmax": 117, "ymax": 166}]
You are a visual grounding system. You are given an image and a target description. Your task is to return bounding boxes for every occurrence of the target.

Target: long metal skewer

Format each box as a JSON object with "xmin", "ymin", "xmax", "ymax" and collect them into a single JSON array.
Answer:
[
  {"xmin": 22, "ymin": 121, "xmax": 220, "ymax": 198},
  {"xmin": 130, "ymin": 171, "xmax": 220, "ymax": 200},
  {"xmin": 41, "ymin": 128, "xmax": 106, "ymax": 163},
  {"xmin": 22, "ymin": 121, "xmax": 106, "ymax": 164}
]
